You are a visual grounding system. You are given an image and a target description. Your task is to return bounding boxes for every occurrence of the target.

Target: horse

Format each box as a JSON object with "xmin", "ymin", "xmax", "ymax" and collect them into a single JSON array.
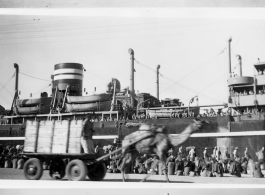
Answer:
[{"xmin": 119, "ymin": 119, "xmax": 206, "ymax": 182}]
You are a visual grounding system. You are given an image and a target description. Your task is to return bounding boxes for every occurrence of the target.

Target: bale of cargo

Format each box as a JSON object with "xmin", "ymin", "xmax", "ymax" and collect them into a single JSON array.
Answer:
[
  {"xmin": 37, "ymin": 121, "xmax": 55, "ymax": 153},
  {"xmin": 52, "ymin": 120, "xmax": 70, "ymax": 153},
  {"xmin": 68, "ymin": 120, "xmax": 83, "ymax": 153},
  {"xmin": 24, "ymin": 121, "xmax": 39, "ymax": 153}
]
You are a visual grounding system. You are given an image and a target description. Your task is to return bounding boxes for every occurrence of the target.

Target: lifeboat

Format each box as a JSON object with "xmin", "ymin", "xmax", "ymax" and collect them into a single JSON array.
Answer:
[
  {"xmin": 67, "ymin": 93, "xmax": 112, "ymax": 104},
  {"xmin": 16, "ymin": 97, "xmax": 52, "ymax": 107},
  {"xmin": 65, "ymin": 100, "xmax": 112, "ymax": 112},
  {"xmin": 14, "ymin": 105, "xmax": 51, "ymax": 115}
]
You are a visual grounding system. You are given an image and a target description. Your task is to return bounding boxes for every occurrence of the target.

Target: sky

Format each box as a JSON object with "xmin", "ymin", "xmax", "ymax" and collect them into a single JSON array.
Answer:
[{"xmin": 0, "ymin": 8, "xmax": 265, "ymax": 110}]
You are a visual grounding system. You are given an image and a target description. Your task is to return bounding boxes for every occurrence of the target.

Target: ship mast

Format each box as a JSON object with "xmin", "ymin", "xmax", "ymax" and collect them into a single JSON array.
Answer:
[
  {"xmin": 227, "ymin": 38, "xmax": 232, "ymax": 111},
  {"xmin": 129, "ymin": 48, "xmax": 135, "ymax": 108},
  {"xmin": 157, "ymin": 65, "xmax": 160, "ymax": 100},
  {"xmin": 228, "ymin": 37, "xmax": 232, "ymax": 79}
]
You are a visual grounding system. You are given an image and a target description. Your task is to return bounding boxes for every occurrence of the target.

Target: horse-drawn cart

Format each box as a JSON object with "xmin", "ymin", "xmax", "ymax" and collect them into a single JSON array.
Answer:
[
  {"xmin": 21, "ymin": 119, "xmax": 206, "ymax": 182},
  {"xmin": 21, "ymin": 119, "xmax": 108, "ymax": 181}
]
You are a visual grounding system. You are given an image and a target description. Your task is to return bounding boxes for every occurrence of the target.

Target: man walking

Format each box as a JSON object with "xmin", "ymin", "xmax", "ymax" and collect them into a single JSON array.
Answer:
[{"xmin": 81, "ymin": 117, "xmax": 95, "ymax": 154}]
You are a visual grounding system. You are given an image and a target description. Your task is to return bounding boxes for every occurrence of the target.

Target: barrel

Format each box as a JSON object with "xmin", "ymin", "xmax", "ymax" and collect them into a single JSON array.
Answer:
[{"xmin": 54, "ymin": 63, "xmax": 83, "ymax": 96}]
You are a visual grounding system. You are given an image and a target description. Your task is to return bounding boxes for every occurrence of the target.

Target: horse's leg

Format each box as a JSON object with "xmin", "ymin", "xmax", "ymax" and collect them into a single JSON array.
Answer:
[
  {"xmin": 161, "ymin": 157, "xmax": 170, "ymax": 183},
  {"xmin": 140, "ymin": 171, "xmax": 151, "ymax": 182},
  {"xmin": 120, "ymin": 154, "xmax": 128, "ymax": 182},
  {"xmin": 157, "ymin": 141, "xmax": 170, "ymax": 183},
  {"xmin": 121, "ymin": 152, "xmax": 133, "ymax": 182},
  {"xmin": 120, "ymin": 157, "xmax": 126, "ymax": 182}
]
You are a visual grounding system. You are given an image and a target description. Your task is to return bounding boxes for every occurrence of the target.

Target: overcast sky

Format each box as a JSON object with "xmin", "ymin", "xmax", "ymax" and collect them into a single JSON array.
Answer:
[{"xmin": 0, "ymin": 8, "xmax": 265, "ymax": 110}]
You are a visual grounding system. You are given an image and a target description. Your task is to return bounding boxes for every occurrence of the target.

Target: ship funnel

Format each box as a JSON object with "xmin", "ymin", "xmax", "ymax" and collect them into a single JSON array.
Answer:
[
  {"xmin": 157, "ymin": 65, "xmax": 160, "ymax": 100},
  {"xmin": 128, "ymin": 48, "xmax": 135, "ymax": 108},
  {"xmin": 53, "ymin": 63, "xmax": 83, "ymax": 96}
]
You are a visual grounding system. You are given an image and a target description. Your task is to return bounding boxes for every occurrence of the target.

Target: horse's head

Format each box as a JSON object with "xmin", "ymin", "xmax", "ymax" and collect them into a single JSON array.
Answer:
[{"xmin": 192, "ymin": 119, "xmax": 210, "ymax": 132}]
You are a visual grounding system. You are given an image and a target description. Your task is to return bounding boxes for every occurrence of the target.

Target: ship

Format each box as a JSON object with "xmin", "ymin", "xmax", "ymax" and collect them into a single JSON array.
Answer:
[{"xmin": 0, "ymin": 39, "xmax": 265, "ymax": 161}]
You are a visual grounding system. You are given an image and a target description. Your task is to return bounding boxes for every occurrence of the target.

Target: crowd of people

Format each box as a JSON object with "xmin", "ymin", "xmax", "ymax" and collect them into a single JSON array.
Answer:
[
  {"xmin": 1, "ymin": 142, "xmax": 265, "ymax": 179},
  {"xmin": 99, "ymin": 145, "xmax": 265, "ymax": 178},
  {"xmin": 0, "ymin": 144, "xmax": 25, "ymax": 169}
]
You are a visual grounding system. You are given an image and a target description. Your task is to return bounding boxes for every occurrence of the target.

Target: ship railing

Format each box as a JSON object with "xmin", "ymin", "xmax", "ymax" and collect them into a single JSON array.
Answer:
[{"xmin": 101, "ymin": 111, "xmax": 119, "ymax": 121}]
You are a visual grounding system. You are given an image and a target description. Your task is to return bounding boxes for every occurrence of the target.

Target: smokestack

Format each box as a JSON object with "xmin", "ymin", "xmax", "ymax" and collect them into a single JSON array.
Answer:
[
  {"xmin": 228, "ymin": 37, "xmax": 232, "ymax": 78},
  {"xmin": 236, "ymin": 55, "xmax": 242, "ymax": 77},
  {"xmin": 14, "ymin": 63, "xmax": 19, "ymax": 93},
  {"xmin": 156, "ymin": 65, "xmax": 160, "ymax": 100},
  {"xmin": 11, "ymin": 63, "xmax": 19, "ymax": 111},
  {"xmin": 128, "ymin": 48, "xmax": 135, "ymax": 108}
]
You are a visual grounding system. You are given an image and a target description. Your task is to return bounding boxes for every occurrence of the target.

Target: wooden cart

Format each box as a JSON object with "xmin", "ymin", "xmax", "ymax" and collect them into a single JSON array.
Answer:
[
  {"xmin": 21, "ymin": 152, "xmax": 107, "ymax": 181},
  {"xmin": 21, "ymin": 119, "xmax": 111, "ymax": 181}
]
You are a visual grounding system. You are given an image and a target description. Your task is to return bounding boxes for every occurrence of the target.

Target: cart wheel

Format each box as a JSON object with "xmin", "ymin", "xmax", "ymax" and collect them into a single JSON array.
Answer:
[
  {"xmin": 23, "ymin": 158, "xmax": 43, "ymax": 180},
  {"xmin": 49, "ymin": 159, "xmax": 66, "ymax": 180},
  {"xmin": 87, "ymin": 163, "xmax": 106, "ymax": 181},
  {"xmin": 66, "ymin": 160, "xmax": 87, "ymax": 181}
]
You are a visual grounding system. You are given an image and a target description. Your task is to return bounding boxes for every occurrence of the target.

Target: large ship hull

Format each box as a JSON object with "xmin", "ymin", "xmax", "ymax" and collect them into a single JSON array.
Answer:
[{"xmin": 1, "ymin": 115, "xmax": 265, "ymax": 162}]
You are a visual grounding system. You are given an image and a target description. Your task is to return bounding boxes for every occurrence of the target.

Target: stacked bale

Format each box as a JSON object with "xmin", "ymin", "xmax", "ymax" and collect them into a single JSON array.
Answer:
[
  {"xmin": 24, "ymin": 121, "xmax": 39, "ymax": 152},
  {"xmin": 52, "ymin": 120, "xmax": 70, "ymax": 153},
  {"xmin": 68, "ymin": 120, "xmax": 83, "ymax": 153},
  {"xmin": 37, "ymin": 121, "xmax": 55, "ymax": 153}
]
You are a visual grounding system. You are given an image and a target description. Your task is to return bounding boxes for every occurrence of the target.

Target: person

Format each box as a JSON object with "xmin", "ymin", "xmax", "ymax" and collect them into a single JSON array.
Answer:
[
  {"xmin": 233, "ymin": 147, "xmax": 239, "ymax": 159},
  {"xmin": 256, "ymin": 147, "xmax": 264, "ymax": 164},
  {"xmin": 253, "ymin": 162, "xmax": 264, "ymax": 178},
  {"xmin": 230, "ymin": 157, "xmax": 241, "ymax": 177},
  {"xmin": 122, "ymin": 102, "xmax": 129, "ymax": 120},
  {"xmin": 222, "ymin": 148, "xmax": 230, "ymax": 173},
  {"xmin": 212, "ymin": 146, "xmax": 217, "ymax": 159},
  {"xmin": 189, "ymin": 147, "xmax": 196, "ymax": 161},
  {"xmin": 80, "ymin": 118, "xmax": 95, "ymax": 154},
  {"xmin": 94, "ymin": 145, "xmax": 99, "ymax": 154},
  {"xmin": 244, "ymin": 147, "xmax": 249, "ymax": 158},
  {"xmin": 215, "ymin": 147, "xmax": 221, "ymax": 160},
  {"xmin": 178, "ymin": 146, "xmax": 183, "ymax": 156},
  {"xmin": 175, "ymin": 155, "xmax": 184, "ymax": 175},
  {"xmin": 167, "ymin": 150, "xmax": 175, "ymax": 175},
  {"xmin": 241, "ymin": 157, "xmax": 248, "ymax": 174},
  {"xmin": 203, "ymin": 148, "xmax": 208, "ymax": 159}
]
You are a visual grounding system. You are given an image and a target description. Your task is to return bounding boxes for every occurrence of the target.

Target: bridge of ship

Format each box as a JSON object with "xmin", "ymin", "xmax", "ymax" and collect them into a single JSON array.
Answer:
[{"xmin": 228, "ymin": 62, "xmax": 265, "ymax": 111}]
